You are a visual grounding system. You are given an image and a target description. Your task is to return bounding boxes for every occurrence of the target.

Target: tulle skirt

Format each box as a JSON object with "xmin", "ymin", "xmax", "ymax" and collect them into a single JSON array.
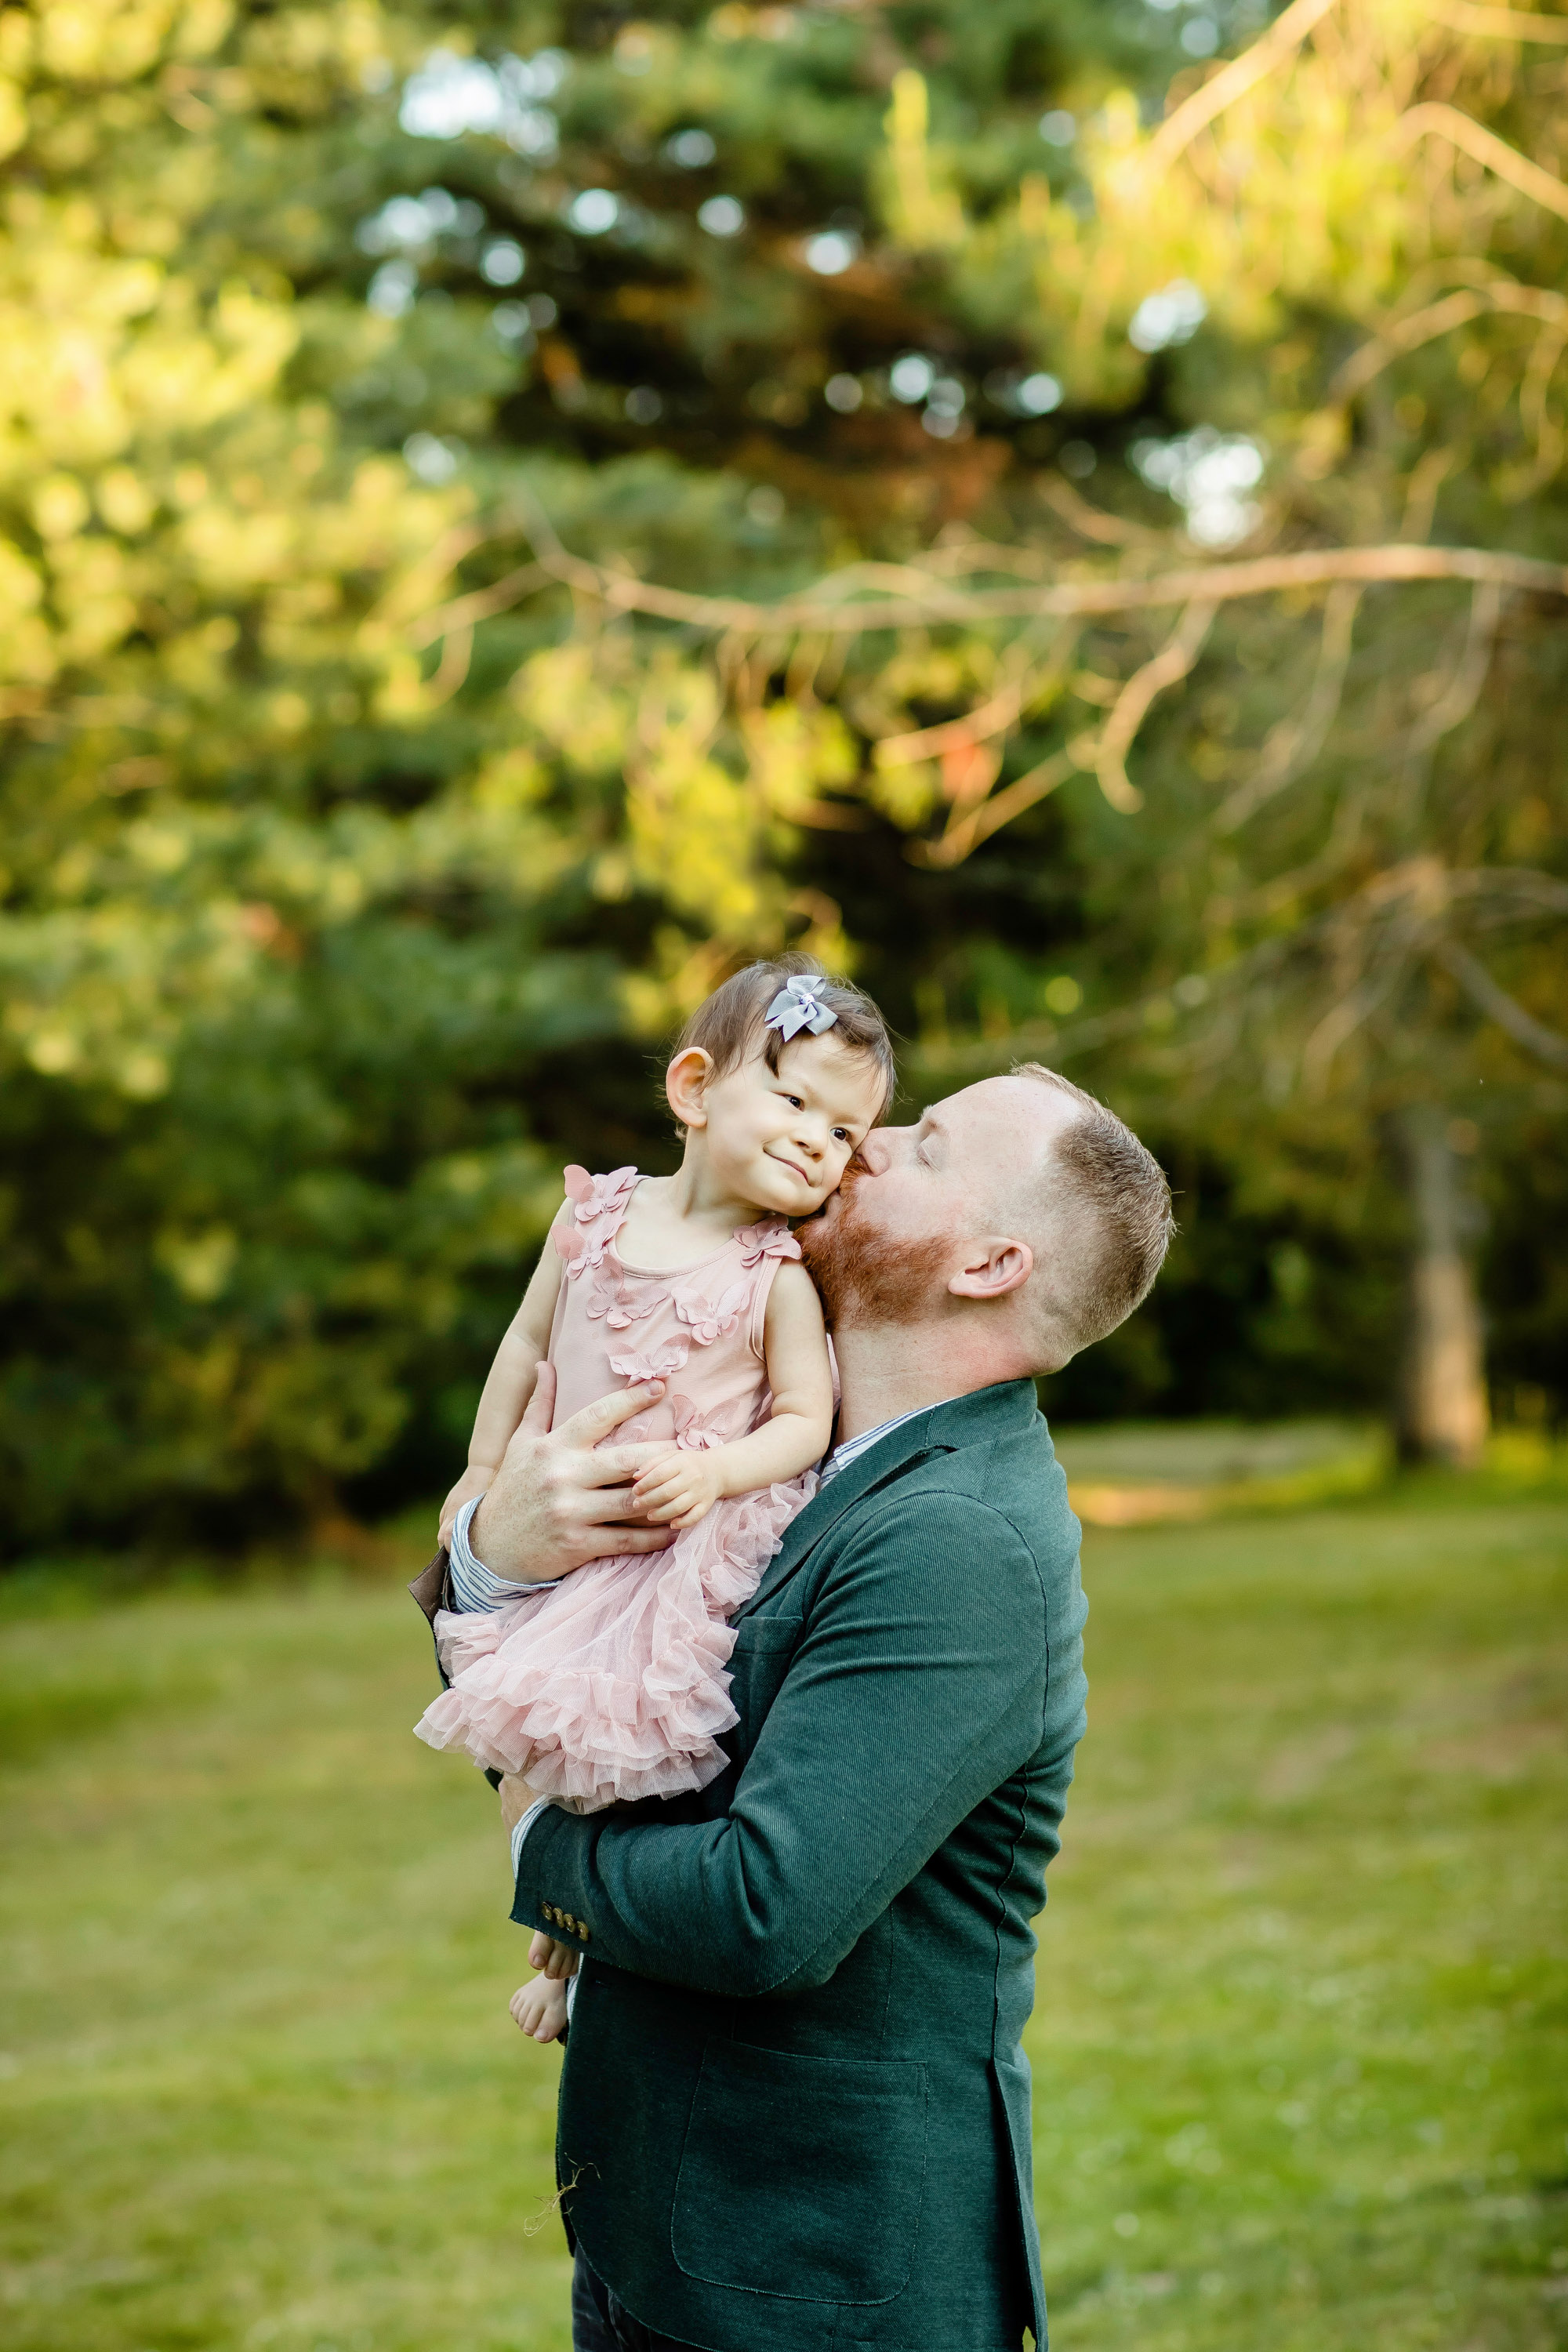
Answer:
[{"xmin": 413, "ymin": 1474, "xmax": 814, "ymax": 1810}]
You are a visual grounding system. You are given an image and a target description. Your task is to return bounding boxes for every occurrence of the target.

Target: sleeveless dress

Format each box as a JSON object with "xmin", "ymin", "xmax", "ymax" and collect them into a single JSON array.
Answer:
[{"xmin": 413, "ymin": 1166, "xmax": 817, "ymax": 1810}]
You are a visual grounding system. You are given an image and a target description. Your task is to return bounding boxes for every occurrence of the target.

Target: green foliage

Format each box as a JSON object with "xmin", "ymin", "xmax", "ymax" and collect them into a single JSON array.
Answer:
[
  {"xmin": 2, "ymin": 1487, "xmax": 1563, "ymax": 2347},
  {"xmin": 2, "ymin": 0, "xmax": 1566, "ymax": 1544}
]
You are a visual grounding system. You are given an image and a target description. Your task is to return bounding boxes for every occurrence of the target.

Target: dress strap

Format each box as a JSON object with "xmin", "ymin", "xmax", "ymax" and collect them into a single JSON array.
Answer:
[
  {"xmin": 735, "ymin": 1218, "xmax": 802, "ymax": 1362},
  {"xmin": 553, "ymin": 1165, "xmax": 640, "ymax": 1276},
  {"xmin": 734, "ymin": 1218, "xmax": 801, "ymax": 1272}
]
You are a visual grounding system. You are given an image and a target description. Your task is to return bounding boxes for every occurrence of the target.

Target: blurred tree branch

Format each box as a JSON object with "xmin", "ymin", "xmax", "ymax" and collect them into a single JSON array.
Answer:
[{"xmin": 1436, "ymin": 942, "xmax": 1568, "ymax": 1069}]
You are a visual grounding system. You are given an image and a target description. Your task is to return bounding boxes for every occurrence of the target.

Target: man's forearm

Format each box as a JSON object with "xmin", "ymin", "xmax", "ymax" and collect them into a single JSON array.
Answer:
[
  {"xmin": 510, "ymin": 1496, "xmax": 1080, "ymax": 1999},
  {"xmin": 449, "ymin": 1496, "xmax": 558, "ymax": 1606},
  {"xmin": 466, "ymin": 1488, "xmax": 562, "ymax": 1587}
]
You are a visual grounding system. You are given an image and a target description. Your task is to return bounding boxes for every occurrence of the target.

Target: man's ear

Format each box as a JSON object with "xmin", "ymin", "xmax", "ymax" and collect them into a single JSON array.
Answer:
[
  {"xmin": 947, "ymin": 1236, "xmax": 1033, "ymax": 1302},
  {"xmin": 666, "ymin": 1047, "xmax": 714, "ymax": 1129}
]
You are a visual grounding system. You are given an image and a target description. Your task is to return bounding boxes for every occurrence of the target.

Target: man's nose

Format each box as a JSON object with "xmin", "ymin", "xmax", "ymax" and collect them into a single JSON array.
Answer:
[{"xmin": 856, "ymin": 1126, "xmax": 908, "ymax": 1176}]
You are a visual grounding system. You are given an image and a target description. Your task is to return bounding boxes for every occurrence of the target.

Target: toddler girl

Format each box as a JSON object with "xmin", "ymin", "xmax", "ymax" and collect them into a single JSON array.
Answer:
[{"xmin": 414, "ymin": 956, "xmax": 895, "ymax": 2034}]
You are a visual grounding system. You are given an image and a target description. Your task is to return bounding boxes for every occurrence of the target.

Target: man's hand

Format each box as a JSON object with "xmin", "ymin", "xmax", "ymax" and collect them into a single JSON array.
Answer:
[
  {"xmin": 467, "ymin": 1363, "xmax": 677, "ymax": 1585},
  {"xmin": 630, "ymin": 1447, "xmax": 726, "ymax": 1530}
]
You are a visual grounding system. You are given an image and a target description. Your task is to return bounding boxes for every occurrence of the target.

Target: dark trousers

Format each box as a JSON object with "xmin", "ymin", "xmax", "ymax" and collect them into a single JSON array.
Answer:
[{"xmin": 571, "ymin": 2247, "xmax": 699, "ymax": 2352}]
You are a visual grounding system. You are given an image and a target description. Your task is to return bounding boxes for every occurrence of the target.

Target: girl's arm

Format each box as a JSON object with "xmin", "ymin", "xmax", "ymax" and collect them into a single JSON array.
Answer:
[
  {"xmin": 630, "ymin": 1261, "xmax": 833, "ymax": 1530},
  {"xmin": 437, "ymin": 1201, "xmax": 568, "ymax": 1542}
]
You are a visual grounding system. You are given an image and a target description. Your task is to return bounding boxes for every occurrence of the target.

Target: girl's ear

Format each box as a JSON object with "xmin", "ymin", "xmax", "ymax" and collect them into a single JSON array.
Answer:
[{"xmin": 666, "ymin": 1047, "xmax": 714, "ymax": 1129}]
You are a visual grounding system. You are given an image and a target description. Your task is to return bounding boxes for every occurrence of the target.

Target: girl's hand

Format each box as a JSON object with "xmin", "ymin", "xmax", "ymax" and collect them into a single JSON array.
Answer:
[
  {"xmin": 510, "ymin": 1973, "xmax": 570, "ymax": 2044},
  {"xmin": 438, "ymin": 1461, "xmax": 493, "ymax": 1549},
  {"xmin": 630, "ymin": 1449, "xmax": 726, "ymax": 1529}
]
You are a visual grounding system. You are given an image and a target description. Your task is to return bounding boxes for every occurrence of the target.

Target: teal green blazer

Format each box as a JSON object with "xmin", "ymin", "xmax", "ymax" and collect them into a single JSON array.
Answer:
[{"xmin": 512, "ymin": 1378, "xmax": 1087, "ymax": 2352}]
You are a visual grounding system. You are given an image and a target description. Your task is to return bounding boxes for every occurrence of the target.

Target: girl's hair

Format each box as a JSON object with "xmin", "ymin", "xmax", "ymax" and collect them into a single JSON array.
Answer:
[{"xmin": 672, "ymin": 953, "xmax": 897, "ymax": 1121}]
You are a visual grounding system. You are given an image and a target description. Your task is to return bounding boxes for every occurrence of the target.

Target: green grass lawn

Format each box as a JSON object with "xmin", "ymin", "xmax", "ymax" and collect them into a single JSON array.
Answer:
[{"xmin": 2, "ymin": 1488, "xmax": 1564, "ymax": 2352}]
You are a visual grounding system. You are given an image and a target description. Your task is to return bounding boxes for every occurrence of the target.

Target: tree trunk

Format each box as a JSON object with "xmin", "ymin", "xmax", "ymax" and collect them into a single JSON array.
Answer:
[{"xmin": 1396, "ymin": 1108, "xmax": 1490, "ymax": 1467}]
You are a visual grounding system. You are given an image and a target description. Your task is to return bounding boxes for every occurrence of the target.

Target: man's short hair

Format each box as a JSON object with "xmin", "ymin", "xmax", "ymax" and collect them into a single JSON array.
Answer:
[{"xmin": 1014, "ymin": 1064, "xmax": 1175, "ymax": 1356}]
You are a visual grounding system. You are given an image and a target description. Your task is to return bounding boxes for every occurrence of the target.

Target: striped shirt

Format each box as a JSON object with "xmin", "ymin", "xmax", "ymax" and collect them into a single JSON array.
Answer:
[
  {"xmin": 816, "ymin": 1404, "xmax": 931, "ymax": 1486},
  {"xmin": 448, "ymin": 1494, "xmax": 557, "ymax": 1610}
]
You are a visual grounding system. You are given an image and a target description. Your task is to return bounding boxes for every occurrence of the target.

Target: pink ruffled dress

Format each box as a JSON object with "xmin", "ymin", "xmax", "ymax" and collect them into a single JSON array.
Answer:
[{"xmin": 413, "ymin": 1166, "xmax": 816, "ymax": 1809}]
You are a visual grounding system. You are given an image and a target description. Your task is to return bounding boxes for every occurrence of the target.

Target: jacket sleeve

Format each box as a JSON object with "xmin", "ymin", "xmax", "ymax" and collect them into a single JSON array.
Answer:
[{"xmin": 512, "ymin": 1490, "xmax": 1071, "ymax": 1999}]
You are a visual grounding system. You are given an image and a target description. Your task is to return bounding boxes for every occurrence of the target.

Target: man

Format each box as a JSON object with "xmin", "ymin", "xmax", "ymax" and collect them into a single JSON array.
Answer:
[{"xmin": 412, "ymin": 1066, "xmax": 1172, "ymax": 2352}]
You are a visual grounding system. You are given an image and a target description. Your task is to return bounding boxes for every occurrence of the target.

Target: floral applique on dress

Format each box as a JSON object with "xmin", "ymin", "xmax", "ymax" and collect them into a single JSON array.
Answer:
[{"xmin": 675, "ymin": 1279, "xmax": 748, "ymax": 1345}]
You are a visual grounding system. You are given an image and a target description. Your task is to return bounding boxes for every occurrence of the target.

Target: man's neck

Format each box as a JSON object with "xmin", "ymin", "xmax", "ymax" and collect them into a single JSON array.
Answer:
[{"xmin": 831, "ymin": 1318, "xmax": 1033, "ymax": 1443}]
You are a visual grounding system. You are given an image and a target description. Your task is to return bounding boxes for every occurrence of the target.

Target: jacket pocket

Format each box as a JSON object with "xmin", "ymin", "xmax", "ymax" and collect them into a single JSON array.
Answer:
[{"xmin": 670, "ymin": 2039, "xmax": 929, "ymax": 2305}]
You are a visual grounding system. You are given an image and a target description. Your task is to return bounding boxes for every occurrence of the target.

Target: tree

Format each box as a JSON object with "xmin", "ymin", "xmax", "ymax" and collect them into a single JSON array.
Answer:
[
  {"xmin": 5, "ymin": 0, "xmax": 1239, "ymax": 1545},
  {"xmin": 423, "ymin": 0, "xmax": 1568, "ymax": 1460},
  {"xmin": 4, "ymin": 0, "xmax": 1565, "ymax": 1552},
  {"xmin": 0, "ymin": 0, "xmax": 619, "ymax": 1541}
]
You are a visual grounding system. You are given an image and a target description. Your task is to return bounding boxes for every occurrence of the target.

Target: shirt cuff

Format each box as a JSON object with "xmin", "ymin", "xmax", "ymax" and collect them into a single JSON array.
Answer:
[
  {"xmin": 449, "ymin": 1495, "xmax": 558, "ymax": 1611},
  {"xmin": 510, "ymin": 1796, "xmax": 551, "ymax": 1879}
]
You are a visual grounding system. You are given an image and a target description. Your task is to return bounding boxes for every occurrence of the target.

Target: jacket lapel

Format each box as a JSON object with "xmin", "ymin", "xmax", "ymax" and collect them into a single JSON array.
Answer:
[
  {"xmin": 740, "ymin": 1379, "xmax": 1039, "ymax": 1617},
  {"xmin": 742, "ymin": 1426, "xmax": 942, "ymax": 1616}
]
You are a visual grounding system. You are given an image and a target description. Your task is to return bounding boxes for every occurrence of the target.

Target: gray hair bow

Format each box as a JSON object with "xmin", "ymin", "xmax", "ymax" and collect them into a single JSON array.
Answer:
[{"xmin": 764, "ymin": 975, "xmax": 839, "ymax": 1042}]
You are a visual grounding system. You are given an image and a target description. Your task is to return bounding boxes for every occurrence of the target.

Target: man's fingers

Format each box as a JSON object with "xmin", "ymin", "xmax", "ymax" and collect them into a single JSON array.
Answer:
[
  {"xmin": 586, "ymin": 1478, "xmax": 662, "ymax": 1519},
  {"xmin": 578, "ymin": 1523, "xmax": 676, "ymax": 1559},
  {"xmin": 520, "ymin": 1361, "xmax": 557, "ymax": 1432},
  {"xmin": 555, "ymin": 1381, "xmax": 666, "ymax": 1454},
  {"xmin": 587, "ymin": 1441, "xmax": 679, "ymax": 1487}
]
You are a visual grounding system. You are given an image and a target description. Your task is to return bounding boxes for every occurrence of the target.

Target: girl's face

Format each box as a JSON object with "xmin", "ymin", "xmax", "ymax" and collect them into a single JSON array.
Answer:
[{"xmin": 673, "ymin": 1033, "xmax": 887, "ymax": 1218}]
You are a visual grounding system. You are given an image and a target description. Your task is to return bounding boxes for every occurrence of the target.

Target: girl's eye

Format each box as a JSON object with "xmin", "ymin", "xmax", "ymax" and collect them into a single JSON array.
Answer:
[
  {"xmin": 783, "ymin": 1094, "xmax": 804, "ymax": 1110},
  {"xmin": 832, "ymin": 1128, "xmax": 850, "ymax": 1145}
]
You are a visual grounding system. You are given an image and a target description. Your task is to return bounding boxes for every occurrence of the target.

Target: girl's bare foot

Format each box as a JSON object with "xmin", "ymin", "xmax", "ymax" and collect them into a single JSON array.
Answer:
[{"xmin": 510, "ymin": 1973, "xmax": 570, "ymax": 2043}]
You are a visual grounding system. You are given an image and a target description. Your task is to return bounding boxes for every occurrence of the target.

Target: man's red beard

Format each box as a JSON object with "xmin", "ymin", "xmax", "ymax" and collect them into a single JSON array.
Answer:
[{"xmin": 798, "ymin": 1173, "xmax": 952, "ymax": 1328}]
